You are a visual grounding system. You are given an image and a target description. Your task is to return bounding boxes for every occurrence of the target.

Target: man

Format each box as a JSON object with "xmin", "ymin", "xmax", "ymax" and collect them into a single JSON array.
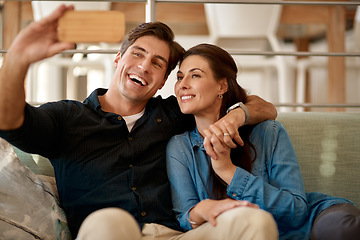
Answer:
[{"xmin": 0, "ymin": 5, "xmax": 278, "ymax": 240}]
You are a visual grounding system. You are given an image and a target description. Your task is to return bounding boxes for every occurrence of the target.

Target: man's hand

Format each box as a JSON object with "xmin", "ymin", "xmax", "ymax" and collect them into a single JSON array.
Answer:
[
  {"xmin": 7, "ymin": 4, "xmax": 76, "ymax": 67},
  {"xmin": 203, "ymin": 107, "xmax": 246, "ymax": 160},
  {"xmin": 203, "ymin": 95, "xmax": 277, "ymax": 160},
  {"xmin": 189, "ymin": 199, "xmax": 259, "ymax": 228},
  {"xmin": 0, "ymin": 4, "xmax": 75, "ymax": 130}
]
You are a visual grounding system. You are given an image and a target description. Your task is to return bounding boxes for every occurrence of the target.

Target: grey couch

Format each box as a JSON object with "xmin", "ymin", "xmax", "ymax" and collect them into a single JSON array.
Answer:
[
  {"xmin": 277, "ymin": 112, "xmax": 360, "ymax": 206},
  {"xmin": 10, "ymin": 111, "xmax": 360, "ymax": 206}
]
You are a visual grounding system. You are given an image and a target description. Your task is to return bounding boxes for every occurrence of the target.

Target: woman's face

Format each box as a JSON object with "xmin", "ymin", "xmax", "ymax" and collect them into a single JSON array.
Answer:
[{"xmin": 175, "ymin": 55, "xmax": 227, "ymax": 118}]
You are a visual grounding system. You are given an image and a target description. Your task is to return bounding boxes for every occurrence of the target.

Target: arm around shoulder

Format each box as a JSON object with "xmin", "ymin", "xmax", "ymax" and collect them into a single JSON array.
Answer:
[{"xmin": 244, "ymin": 95, "xmax": 277, "ymax": 125}]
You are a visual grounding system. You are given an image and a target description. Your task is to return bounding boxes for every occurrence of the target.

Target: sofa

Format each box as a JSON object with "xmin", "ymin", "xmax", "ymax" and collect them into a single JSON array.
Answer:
[
  {"xmin": 277, "ymin": 112, "xmax": 360, "ymax": 207},
  {"xmin": 1, "ymin": 111, "xmax": 359, "ymax": 239}
]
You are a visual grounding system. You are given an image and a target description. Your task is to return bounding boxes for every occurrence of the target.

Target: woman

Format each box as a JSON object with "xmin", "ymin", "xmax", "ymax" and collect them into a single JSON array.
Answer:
[{"xmin": 166, "ymin": 43, "xmax": 360, "ymax": 240}]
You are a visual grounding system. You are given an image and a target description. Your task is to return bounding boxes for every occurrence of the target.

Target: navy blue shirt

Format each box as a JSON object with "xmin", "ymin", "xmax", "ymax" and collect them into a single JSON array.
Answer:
[{"xmin": 0, "ymin": 89, "xmax": 194, "ymax": 237}]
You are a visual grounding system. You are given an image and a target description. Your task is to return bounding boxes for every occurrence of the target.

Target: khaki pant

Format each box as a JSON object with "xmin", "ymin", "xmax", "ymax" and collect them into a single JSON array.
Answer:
[{"xmin": 77, "ymin": 207, "xmax": 278, "ymax": 240}]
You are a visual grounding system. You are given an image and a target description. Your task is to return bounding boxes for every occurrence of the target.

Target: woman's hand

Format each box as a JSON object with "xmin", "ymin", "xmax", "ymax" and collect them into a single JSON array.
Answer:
[
  {"xmin": 189, "ymin": 199, "xmax": 259, "ymax": 228},
  {"xmin": 203, "ymin": 108, "xmax": 245, "ymax": 160},
  {"xmin": 204, "ymin": 110, "xmax": 244, "ymax": 151},
  {"xmin": 203, "ymin": 96, "xmax": 277, "ymax": 160},
  {"xmin": 203, "ymin": 128, "xmax": 236, "ymax": 184}
]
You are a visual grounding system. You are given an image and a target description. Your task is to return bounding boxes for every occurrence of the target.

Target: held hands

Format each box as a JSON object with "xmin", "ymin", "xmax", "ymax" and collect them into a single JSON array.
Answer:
[
  {"xmin": 7, "ymin": 4, "xmax": 75, "ymax": 67},
  {"xmin": 203, "ymin": 106, "xmax": 246, "ymax": 160},
  {"xmin": 189, "ymin": 199, "xmax": 259, "ymax": 228}
]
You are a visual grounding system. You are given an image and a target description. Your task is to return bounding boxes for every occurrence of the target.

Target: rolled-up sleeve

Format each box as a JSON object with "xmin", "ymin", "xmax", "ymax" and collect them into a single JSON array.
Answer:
[{"xmin": 227, "ymin": 120, "xmax": 309, "ymax": 229}]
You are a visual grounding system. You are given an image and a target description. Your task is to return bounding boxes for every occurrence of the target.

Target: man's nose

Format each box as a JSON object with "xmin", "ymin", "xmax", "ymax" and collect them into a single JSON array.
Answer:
[{"xmin": 138, "ymin": 59, "xmax": 151, "ymax": 73}]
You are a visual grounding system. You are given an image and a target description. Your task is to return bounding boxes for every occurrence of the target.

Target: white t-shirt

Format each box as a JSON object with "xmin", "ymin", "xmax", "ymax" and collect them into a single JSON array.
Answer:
[{"xmin": 122, "ymin": 109, "xmax": 145, "ymax": 132}]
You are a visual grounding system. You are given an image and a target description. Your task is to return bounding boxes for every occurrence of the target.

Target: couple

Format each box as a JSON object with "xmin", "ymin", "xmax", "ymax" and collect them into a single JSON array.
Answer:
[{"xmin": 0, "ymin": 4, "xmax": 358, "ymax": 240}]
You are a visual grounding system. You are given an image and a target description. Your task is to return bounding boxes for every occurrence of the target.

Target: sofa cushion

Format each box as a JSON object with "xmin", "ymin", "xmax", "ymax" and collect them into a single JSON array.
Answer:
[
  {"xmin": 277, "ymin": 112, "xmax": 360, "ymax": 207},
  {"xmin": 0, "ymin": 138, "xmax": 71, "ymax": 240}
]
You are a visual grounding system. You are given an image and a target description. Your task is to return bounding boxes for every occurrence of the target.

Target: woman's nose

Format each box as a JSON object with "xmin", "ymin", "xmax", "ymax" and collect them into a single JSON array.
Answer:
[{"xmin": 178, "ymin": 77, "xmax": 190, "ymax": 89}]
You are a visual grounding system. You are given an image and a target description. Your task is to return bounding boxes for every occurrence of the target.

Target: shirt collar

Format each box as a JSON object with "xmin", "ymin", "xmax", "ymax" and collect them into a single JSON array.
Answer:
[
  {"xmin": 189, "ymin": 127, "xmax": 206, "ymax": 151},
  {"xmin": 83, "ymin": 88, "xmax": 107, "ymax": 112}
]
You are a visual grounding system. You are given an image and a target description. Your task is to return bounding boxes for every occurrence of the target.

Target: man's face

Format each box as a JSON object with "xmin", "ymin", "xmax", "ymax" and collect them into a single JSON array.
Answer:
[{"xmin": 113, "ymin": 35, "xmax": 170, "ymax": 104}]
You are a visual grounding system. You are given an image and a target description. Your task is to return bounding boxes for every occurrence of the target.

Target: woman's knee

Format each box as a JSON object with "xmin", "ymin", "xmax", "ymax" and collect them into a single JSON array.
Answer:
[
  {"xmin": 77, "ymin": 208, "xmax": 141, "ymax": 240},
  {"xmin": 218, "ymin": 207, "xmax": 278, "ymax": 240},
  {"xmin": 311, "ymin": 203, "xmax": 360, "ymax": 240},
  {"xmin": 247, "ymin": 208, "xmax": 278, "ymax": 238}
]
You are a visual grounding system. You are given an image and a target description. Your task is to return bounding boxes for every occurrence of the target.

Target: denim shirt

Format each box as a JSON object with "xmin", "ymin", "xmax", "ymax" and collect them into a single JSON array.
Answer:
[{"xmin": 166, "ymin": 120, "xmax": 351, "ymax": 240}]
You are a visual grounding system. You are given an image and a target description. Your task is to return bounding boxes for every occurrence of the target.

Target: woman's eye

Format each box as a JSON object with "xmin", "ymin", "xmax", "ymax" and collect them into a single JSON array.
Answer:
[
  {"xmin": 177, "ymin": 76, "xmax": 183, "ymax": 81},
  {"xmin": 192, "ymin": 74, "xmax": 200, "ymax": 78}
]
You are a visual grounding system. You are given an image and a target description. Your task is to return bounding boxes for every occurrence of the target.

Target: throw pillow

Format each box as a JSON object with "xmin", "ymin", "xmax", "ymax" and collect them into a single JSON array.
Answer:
[{"xmin": 0, "ymin": 138, "xmax": 71, "ymax": 240}]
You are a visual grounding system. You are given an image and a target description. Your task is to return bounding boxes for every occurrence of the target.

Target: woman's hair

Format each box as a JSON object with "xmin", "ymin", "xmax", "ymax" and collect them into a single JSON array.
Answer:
[
  {"xmin": 180, "ymin": 43, "xmax": 256, "ymax": 200},
  {"xmin": 120, "ymin": 22, "xmax": 185, "ymax": 79}
]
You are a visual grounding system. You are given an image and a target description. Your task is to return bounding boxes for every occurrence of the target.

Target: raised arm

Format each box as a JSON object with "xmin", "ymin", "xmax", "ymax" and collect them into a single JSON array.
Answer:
[{"xmin": 0, "ymin": 4, "xmax": 75, "ymax": 130}]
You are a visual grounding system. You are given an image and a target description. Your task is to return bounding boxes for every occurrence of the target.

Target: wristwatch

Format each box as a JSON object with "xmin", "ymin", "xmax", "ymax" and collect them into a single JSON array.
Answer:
[{"xmin": 226, "ymin": 102, "xmax": 250, "ymax": 126}]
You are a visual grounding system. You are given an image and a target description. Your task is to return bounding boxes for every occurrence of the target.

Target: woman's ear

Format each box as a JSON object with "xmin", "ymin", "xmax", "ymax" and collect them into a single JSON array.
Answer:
[{"xmin": 219, "ymin": 78, "xmax": 228, "ymax": 95}]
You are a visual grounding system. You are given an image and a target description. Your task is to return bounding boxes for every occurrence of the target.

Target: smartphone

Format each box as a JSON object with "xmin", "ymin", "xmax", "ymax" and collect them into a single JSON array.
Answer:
[{"xmin": 58, "ymin": 11, "xmax": 125, "ymax": 43}]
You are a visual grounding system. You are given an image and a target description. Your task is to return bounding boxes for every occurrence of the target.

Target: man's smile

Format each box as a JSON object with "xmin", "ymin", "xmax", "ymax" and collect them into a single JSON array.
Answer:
[{"xmin": 129, "ymin": 74, "xmax": 148, "ymax": 86}]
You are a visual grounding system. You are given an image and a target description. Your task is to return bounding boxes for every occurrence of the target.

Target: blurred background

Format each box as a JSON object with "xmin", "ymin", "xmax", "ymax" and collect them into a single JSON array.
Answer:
[{"xmin": 1, "ymin": 0, "xmax": 360, "ymax": 112}]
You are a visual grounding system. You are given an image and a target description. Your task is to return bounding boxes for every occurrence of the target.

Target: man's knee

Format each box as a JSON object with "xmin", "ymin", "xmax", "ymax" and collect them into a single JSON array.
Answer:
[{"xmin": 77, "ymin": 208, "xmax": 141, "ymax": 240}]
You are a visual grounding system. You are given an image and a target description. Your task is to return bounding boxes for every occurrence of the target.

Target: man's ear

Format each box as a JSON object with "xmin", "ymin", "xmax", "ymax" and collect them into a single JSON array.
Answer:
[
  {"xmin": 219, "ymin": 78, "xmax": 228, "ymax": 95},
  {"xmin": 114, "ymin": 52, "xmax": 121, "ymax": 68}
]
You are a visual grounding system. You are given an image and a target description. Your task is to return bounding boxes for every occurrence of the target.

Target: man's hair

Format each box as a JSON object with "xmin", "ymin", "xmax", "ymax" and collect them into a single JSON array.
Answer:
[{"xmin": 120, "ymin": 22, "xmax": 185, "ymax": 79}]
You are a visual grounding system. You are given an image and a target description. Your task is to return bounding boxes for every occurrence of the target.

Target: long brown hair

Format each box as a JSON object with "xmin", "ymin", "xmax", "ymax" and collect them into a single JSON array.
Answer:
[
  {"xmin": 180, "ymin": 44, "xmax": 256, "ymax": 199},
  {"xmin": 120, "ymin": 22, "xmax": 184, "ymax": 79}
]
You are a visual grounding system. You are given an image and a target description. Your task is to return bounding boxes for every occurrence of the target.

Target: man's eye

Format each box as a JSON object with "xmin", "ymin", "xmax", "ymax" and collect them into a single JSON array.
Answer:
[
  {"xmin": 153, "ymin": 61, "xmax": 163, "ymax": 68},
  {"xmin": 133, "ymin": 52, "xmax": 142, "ymax": 57}
]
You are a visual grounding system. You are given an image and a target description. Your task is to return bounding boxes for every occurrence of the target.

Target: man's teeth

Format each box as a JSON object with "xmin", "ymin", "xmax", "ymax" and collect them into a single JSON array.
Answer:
[
  {"xmin": 181, "ymin": 95, "xmax": 193, "ymax": 100},
  {"xmin": 129, "ymin": 74, "xmax": 147, "ymax": 86}
]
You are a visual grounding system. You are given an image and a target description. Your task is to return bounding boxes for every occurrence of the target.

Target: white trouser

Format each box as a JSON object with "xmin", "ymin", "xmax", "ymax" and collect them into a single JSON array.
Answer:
[{"xmin": 77, "ymin": 207, "xmax": 278, "ymax": 240}]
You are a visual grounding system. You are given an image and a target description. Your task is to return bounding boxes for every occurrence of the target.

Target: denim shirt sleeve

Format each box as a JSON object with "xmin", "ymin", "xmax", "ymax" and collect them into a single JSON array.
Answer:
[
  {"xmin": 166, "ymin": 134, "xmax": 199, "ymax": 231},
  {"xmin": 227, "ymin": 120, "xmax": 309, "ymax": 229}
]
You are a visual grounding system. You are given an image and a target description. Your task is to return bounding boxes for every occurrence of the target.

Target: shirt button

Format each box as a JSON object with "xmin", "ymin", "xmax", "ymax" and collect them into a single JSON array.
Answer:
[
  {"xmin": 141, "ymin": 211, "xmax": 147, "ymax": 217},
  {"xmin": 157, "ymin": 118, "xmax": 161, "ymax": 123},
  {"xmin": 232, "ymin": 193, "xmax": 237, "ymax": 197},
  {"xmin": 129, "ymin": 164, "xmax": 133, "ymax": 168},
  {"xmin": 118, "ymin": 116, "xmax": 122, "ymax": 121},
  {"xmin": 128, "ymin": 137, "xmax": 133, "ymax": 141},
  {"xmin": 131, "ymin": 187, "xmax": 136, "ymax": 191}
]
